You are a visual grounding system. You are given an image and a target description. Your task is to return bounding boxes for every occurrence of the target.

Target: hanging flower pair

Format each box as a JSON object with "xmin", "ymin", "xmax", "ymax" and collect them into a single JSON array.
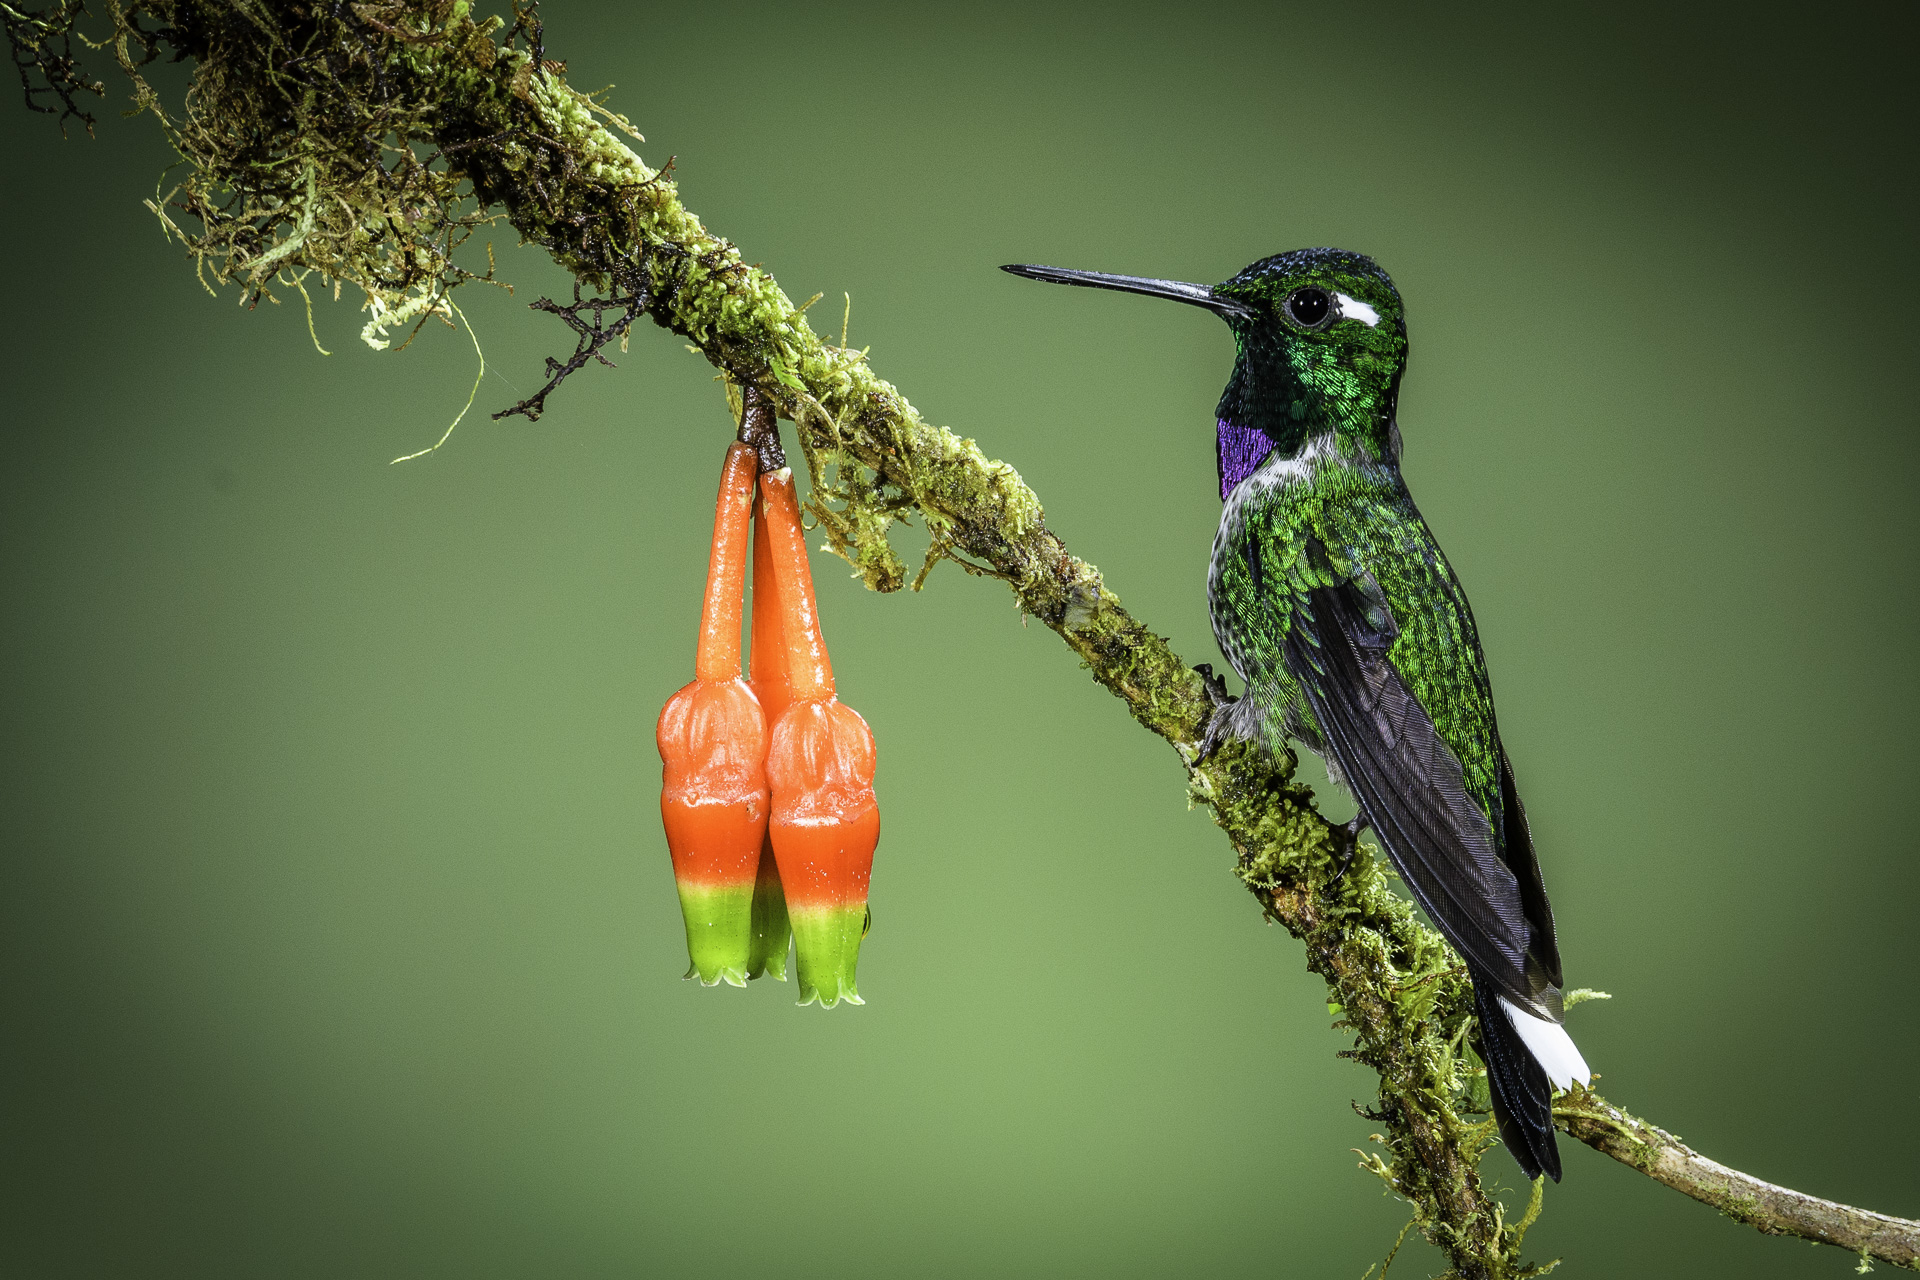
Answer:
[{"xmin": 655, "ymin": 393, "xmax": 879, "ymax": 1008}]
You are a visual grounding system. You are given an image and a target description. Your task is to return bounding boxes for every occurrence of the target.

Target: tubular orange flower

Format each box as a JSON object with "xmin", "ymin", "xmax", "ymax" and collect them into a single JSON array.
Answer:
[
  {"xmin": 759, "ymin": 466, "xmax": 880, "ymax": 1008},
  {"xmin": 656, "ymin": 442, "xmax": 769, "ymax": 987}
]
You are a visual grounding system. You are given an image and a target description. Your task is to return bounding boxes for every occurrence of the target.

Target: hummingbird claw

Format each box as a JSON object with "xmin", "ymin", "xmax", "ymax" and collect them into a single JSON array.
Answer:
[
  {"xmin": 1191, "ymin": 664, "xmax": 1238, "ymax": 766},
  {"xmin": 1195, "ymin": 662, "xmax": 1233, "ymax": 708},
  {"xmin": 1326, "ymin": 811, "xmax": 1369, "ymax": 888}
]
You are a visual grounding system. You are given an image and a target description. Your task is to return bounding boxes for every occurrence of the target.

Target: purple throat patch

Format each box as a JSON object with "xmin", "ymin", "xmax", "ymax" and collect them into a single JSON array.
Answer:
[{"xmin": 1217, "ymin": 418, "xmax": 1277, "ymax": 499}]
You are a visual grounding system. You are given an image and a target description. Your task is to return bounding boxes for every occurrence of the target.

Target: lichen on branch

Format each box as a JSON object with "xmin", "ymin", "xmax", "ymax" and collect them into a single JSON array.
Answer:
[{"xmin": 11, "ymin": 4, "xmax": 1915, "ymax": 1277}]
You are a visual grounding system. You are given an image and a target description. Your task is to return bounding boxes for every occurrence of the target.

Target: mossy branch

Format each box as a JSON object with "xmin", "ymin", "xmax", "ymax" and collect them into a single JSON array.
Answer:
[
  {"xmin": 11, "ymin": 4, "xmax": 1915, "ymax": 1275},
  {"xmin": 1557, "ymin": 1093, "xmax": 1920, "ymax": 1270}
]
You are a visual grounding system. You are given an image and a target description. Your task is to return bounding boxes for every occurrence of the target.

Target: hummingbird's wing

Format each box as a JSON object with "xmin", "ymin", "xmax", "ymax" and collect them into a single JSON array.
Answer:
[{"xmin": 1284, "ymin": 563, "xmax": 1560, "ymax": 1010}]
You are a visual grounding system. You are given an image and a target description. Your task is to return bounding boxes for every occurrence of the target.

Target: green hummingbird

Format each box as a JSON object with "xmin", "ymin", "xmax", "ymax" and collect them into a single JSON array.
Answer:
[{"xmin": 1004, "ymin": 249, "xmax": 1590, "ymax": 1182}]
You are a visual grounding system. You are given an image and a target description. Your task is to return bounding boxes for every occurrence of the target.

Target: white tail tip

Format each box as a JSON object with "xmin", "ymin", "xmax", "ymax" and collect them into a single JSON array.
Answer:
[{"xmin": 1499, "ymin": 995, "xmax": 1592, "ymax": 1091}]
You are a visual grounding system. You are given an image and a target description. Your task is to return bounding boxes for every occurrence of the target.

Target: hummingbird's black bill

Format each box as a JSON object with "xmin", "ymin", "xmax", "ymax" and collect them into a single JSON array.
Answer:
[{"xmin": 1001, "ymin": 263, "xmax": 1254, "ymax": 322}]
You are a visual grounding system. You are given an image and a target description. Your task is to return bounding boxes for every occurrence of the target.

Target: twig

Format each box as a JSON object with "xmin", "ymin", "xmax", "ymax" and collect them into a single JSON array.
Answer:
[
  {"xmin": 492, "ymin": 272, "xmax": 649, "ymax": 422},
  {"xmin": 1557, "ymin": 1092, "xmax": 1918, "ymax": 1269}
]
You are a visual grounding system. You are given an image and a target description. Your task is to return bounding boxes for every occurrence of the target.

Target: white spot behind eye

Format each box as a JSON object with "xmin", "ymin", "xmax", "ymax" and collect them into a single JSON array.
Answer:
[{"xmin": 1333, "ymin": 292, "xmax": 1380, "ymax": 328}]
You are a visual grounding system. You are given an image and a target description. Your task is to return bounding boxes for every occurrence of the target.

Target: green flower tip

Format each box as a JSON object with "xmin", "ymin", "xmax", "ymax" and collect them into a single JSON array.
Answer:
[
  {"xmin": 747, "ymin": 856, "xmax": 792, "ymax": 982},
  {"xmin": 787, "ymin": 905, "xmax": 866, "ymax": 1010},
  {"xmin": 796, "ymin": 977, "xmax": 863, "ymax": 1010},
  {"xmin": 684, "ymin": 961, "xmax": 749, "ymax": 988},
  {"xmin": 675, "ymin": 882, "xmax": 756, "ymax": 989},
  {"xmin": 746, "ymin": 945, "xmax": 789, "ymax": 983}
]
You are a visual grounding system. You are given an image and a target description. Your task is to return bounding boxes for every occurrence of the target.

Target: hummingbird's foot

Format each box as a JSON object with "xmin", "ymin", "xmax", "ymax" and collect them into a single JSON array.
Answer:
[
  {"xmin": 1195, "ymin": 662, "xmax": 1232, "ymax": 708},
  {"xmin": 1192, "ymin": 664, "xmax": 1238, "ymax": 765},
  {"xmin": 1326, "ymin": 812, "xmax": 1369, "ymax": 888}
]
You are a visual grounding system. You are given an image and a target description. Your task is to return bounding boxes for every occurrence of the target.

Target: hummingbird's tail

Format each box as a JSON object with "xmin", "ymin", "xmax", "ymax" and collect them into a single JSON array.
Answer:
[{"xmin": 1472, "ymin": 975, "xmax": 1589, "ymax": 1183}]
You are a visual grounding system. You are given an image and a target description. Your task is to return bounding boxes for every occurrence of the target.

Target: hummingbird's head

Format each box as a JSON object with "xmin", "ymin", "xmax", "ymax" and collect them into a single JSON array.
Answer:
[{"xmin": 1003, "ymin": 248, "xmax": 1409, "ymax": 499}]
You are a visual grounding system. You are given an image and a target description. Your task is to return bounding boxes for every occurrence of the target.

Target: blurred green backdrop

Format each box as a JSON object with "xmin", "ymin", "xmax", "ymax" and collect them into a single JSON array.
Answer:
[{"xmin": 2, "ymin": 2, "xmax": 1914, "ymax": 1276}]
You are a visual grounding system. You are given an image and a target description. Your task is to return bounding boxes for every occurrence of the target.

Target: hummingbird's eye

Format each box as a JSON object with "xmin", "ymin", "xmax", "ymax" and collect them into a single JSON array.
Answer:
[{"xmin": 1286, "ymin": 288, "xmax": 1332, "ymax": 328}]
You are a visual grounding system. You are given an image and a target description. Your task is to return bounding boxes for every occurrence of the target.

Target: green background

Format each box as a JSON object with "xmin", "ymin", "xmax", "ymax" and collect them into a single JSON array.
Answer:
[{"xmin": 3, "ymin": 2, "xmax": 1914, "ymax": 1276}]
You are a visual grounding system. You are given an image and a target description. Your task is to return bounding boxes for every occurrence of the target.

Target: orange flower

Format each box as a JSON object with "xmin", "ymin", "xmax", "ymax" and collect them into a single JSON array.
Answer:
[
  {"xmin": 758, "ymin": 466, "xmax": 879, "ymax": 1008},
  {"xmin": 656, "ymin": 442, "xmax": 769, "ymax": 986}
]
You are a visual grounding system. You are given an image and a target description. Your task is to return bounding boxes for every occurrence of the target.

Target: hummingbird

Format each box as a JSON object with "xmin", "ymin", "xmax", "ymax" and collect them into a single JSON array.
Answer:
[{"xmin": 1003, "ymin": 249, "xmax": 1590, "ymax": 1182}]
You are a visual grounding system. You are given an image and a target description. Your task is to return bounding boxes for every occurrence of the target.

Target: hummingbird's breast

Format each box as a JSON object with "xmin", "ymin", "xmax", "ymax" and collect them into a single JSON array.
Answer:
[{"xmin": 1206, "ymin": 435, "xmax": 1405, "ymax": 745}]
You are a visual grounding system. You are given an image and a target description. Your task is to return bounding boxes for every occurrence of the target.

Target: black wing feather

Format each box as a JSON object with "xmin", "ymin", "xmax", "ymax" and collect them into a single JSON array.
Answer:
[{"xmin": 1498, "ymin": 750, "xmax": 1564, "ymax": 1004}]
